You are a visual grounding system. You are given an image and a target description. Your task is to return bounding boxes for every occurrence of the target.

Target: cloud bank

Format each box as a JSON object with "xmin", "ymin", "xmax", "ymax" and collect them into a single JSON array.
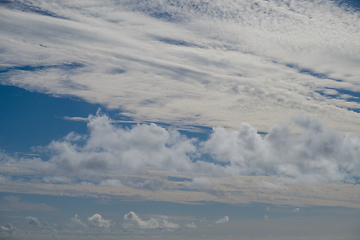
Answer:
[
  {"xmin": 0, "ymin": 0, "xmax": 360, "ymax": 134},
  {"xmin": 1, "ymin": 113, "xmax": 359, "ymax": 184}
]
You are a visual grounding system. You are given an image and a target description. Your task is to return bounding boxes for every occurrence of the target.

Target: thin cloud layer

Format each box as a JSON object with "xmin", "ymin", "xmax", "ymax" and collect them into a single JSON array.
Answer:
[
  {"xmin": 0, "ymin": 113, "xmax": 359, "ymax": 184},
  {"xmin": 0, "ymin": 0, "xmax": 359, "ymax": 134}
]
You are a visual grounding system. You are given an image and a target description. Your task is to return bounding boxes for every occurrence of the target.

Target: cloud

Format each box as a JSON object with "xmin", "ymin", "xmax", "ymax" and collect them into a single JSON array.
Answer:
[
  {"xmin": 27, "ymin": 216, "xmax": 41, "ymax": 228},
  {"xmin": 123, "ymin": 211, "xmax": 179, "ymax": 230},
  {"xmin": 215, "ymin": 216, "xmax": 229, "ymax": 224},
  {"xmin": 293, "ymin": 208, "xmax": 300, "ymax": 213},
  {"xmin": 1, "ymin": 114, "xmax": 360, "ymax": 185},
  {"xmin": 87, "ymin": 214, "xmax": 112, "ymax": 228},
  {"xmin": 70, "ymin": 214, "xmax": 86, "ymax": 228},
  {"xmin": 0, "ymin": 0, "xmax": 360, "ymax": 137},
  {"xmin": 98, "ymin": 179, "xmax": 122, "ymax": 187},
  {"xmin": 185, "ymin": 177, "xmax": 213, "ymax": 187},
  {"xmin": 264, "ymin": 215, "xmax": 269, "ymax": 221},
  {"xmin": 0, "ymin": 223, "xmax": 16, "ymax": 234}
]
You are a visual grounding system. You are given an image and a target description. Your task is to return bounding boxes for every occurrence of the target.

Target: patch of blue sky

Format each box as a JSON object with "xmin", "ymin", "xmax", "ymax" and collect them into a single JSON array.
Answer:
[
  {"xmin": 0, "ymin": 85, "xmax": 221, "ymax": 156},
  {"xmin": 284, "ymin": 63, "xmax": 343, "ymax": 82},
  {"xmin": 155, "ymin": 37, "xmax": 201, "ymax": 48},
  {"xmin": 316, "ymin": 87, "xmax": 360, "ymax": 112},
  {"xmin": 0, "ymin": 62, "xmax": 85, "ymax": 74},
  {"xmin": 0, "ymin": 85, "xmax": 121, "ymax": 154},
  {"xmin": 334, "ymin": 0, "xmax": 360, "ymax": 11},
  {"xmin": 0, "ymin": 0, "xmax": 69, "ymax": 20}
]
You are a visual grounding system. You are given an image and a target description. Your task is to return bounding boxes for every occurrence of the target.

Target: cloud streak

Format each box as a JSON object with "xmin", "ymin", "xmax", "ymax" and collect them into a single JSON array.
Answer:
[{"xmin": 0, "ymin": 0, "xmax": 359, "ymax": 134}]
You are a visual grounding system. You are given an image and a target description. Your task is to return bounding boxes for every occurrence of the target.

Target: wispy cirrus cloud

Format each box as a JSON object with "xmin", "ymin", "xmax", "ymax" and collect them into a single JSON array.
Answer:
[{"xmin": 0, "ymin": 0, "xmax": 359, "ymax": 134}]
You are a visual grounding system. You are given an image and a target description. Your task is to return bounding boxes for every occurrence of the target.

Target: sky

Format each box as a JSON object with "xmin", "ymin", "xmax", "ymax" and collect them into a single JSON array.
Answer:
[{"xmin": 0, "ymin": 0, "xmax": 360, "ymax": 239}]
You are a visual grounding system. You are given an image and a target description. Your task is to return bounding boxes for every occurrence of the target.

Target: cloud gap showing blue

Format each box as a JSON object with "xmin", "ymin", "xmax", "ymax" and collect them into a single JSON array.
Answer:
[{"xmin": 0, "ymin": 0, "xmax": 69, "ymax": 20}]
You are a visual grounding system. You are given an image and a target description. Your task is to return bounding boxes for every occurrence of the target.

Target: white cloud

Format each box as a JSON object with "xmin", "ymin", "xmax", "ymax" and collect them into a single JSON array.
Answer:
[
  {"xmin": 185, "ymin": 177, "xmax": 213, "ymax": 187},
  {"xmin": 123, "ymin": 211, "xmax": 179, "ymax": 230},
  {"xmin": 264, "ymin": 215, "xmax": 269, "ymax": 221},
  {"xmin": 1, "ymin": 114, "xmax": 360, "ymax": 185},
  {"xmin": 0, "ymin": 223, "xmax": 16, "ymax": 234},
  {"xmin": 293, "ymin": 208, "xmax": 300, "ymax": 213},
  {"xmin": 70, "ymin": 214, "xmax": 86, "ymax": 228},
  {"xmin": 0, "ymin": 0, "xmax": 360, "ymax": 136},
  {"xmin": 98, "ymin": 179, "xmax": 122, "ymax": 187},
  {"xmin": 215, "ymin": 216, "xmax": 229, "ymax": 224},
  {"xmin": 87, "ymin": 214, "xmax": 112, "ymax": 228}
]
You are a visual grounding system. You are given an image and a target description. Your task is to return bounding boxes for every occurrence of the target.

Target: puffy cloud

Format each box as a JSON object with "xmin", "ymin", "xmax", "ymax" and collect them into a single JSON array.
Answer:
[
  {"xmin": 264, "ymin": 215, "xmax": 269, "ymax": 221},
  {"xmin": 26, "ymin": 216, "xmax": 41, "ymax": 228},
  {"xmin": 123, "ymin": 211, "xmax": 179, "ymax": 230},
  {"xmin": 1, "ymin": 114, "xmax": 360, "ymax": 185},
  {"xmin": 215, "ymin": 216, "xmax": 229, "ymax": 224},
  {"xmin": 201, "ymin": 116, "xmax": 360, "ymax": 183},
  {"xmin": 45, "ymin": 113, "xmax": 197, "ymax": 176},
  {"xmin": 0, "ymin": 223, "xmax": 16, "ymax": 234},
  {"xmin": 87, "ymin": 214, "xmax": 112, "ymax": 228},
  {"xmin": 70, "ymin": 214, "xmax": 86, "ymax": 228}
]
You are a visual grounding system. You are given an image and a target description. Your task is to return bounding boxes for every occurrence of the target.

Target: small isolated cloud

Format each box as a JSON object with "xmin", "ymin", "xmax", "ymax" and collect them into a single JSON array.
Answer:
[
  {"xmin": 184, "ymin": 222, "xmax": 197, "ymax": 229},
  {"xmin": 266, "ymin": 206, "xmax": 271, "ymax": 211},
  {"xmin": 264, "ymin": 215, "xmax": 269, "ymax": 221},
  {"xmin": 87, "ymin": 214, "xmax": 112, "ymax": 228},
  {"xmin": 293, "ymin": 208, "xmax": 300, "ymax": 213},
  {"xmin": 123, "ymin": 211, "xmax": 179, "ymax": 230},
  {"xmin": 0, "ymin": 223, "xmax": 16, "ymax": 234},
  {"xmin": 27, "ymin": 216, "xmax": 41, "ymax": 228},
  {"xmin": 215, "ymin": 216, "xmax": 229, "ymax": 224},
  {"xmin": 98, "ymin": 179, "xmax": 122, "ymax": 187},
  {"xmin": 70, "ymin": 214, "xmax": 86, "ymax": 228}
]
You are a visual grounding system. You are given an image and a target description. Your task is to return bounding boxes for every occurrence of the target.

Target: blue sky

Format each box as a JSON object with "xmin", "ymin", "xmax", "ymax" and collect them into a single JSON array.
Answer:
[{"xmin": 1, "ymin": 0, "xmax": 360, "ymax": 239}]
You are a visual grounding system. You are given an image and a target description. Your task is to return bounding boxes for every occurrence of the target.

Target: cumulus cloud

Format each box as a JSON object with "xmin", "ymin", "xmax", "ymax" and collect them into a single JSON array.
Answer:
[
  {"xmin": 1, "ymin": 114, "xmax": 360, "ymax": 185},
  {"xmin": 27, "ymin": 216, "xmax": 41, "ymax": 228},
  {"xmin": 0, "ymin": 223, "xmax": 16, "ymax": 234},
  {"xmin": 70, "ymin": 214, "xmax": 86, "ymax": 228},
  {"xmin": 87, "ymin": 214, "xmax": 112, "ymax": 228},
  {"xmin": 215, "ymin": 216, "xmax": 229, "ymax": 224},
  {"xmin": 123, "ymin": 211, "xmax": 179, "ymax": 230}
]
